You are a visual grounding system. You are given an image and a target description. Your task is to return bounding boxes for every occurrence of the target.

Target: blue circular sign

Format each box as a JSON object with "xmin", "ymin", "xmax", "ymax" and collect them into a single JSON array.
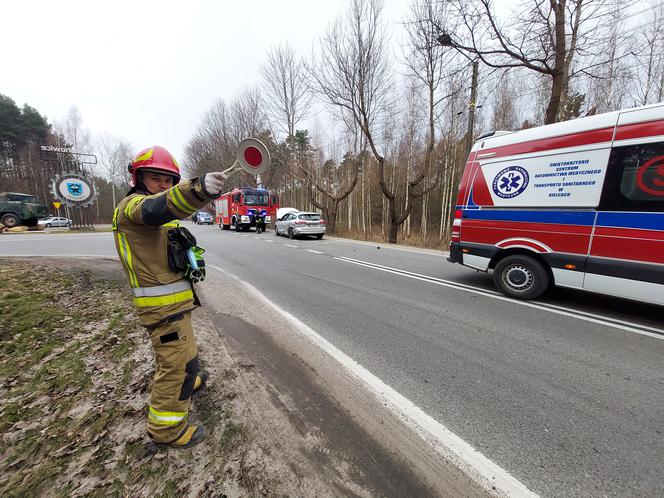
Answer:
[{"xmin": 492, "ymin": 166, "xmax": 529, "ymax": 198}]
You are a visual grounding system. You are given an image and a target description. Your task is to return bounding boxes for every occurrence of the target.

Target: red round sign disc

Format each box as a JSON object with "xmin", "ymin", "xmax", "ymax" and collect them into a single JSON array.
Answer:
[{"xmin": 244, "ymin": 146, "xmax": 263, "ymax": 168}]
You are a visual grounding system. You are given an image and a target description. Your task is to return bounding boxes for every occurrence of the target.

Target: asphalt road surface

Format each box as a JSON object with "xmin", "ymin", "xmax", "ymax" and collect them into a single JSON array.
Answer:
[{"xmin": 2, "ymin": 224, "xmax": 662, "ymax": 497}]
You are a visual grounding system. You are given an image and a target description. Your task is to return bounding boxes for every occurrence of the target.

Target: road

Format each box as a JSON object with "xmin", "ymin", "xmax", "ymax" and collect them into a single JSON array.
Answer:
[{"xmin": 2, "ymin": 225, "xmax": 663, "ymax": 497}]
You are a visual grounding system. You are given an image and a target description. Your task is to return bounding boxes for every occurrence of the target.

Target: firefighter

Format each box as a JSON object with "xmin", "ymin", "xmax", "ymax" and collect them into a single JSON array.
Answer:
[{"xmin": 112, "ymin": 146, "xmax": 227, "ymax": 448}]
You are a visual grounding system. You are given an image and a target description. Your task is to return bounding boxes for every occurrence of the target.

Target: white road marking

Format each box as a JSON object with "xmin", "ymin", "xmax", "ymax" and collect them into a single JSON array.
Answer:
[
  {"xmin": 306, "ymin": 249, "xmax": 324, "ymax": 254},
  {"xmin": 209, "ymin": 264, "xmax": 537, "ymax": 497},
  {"xmin": 264, "ymin": 239, "xmax": 274, "ymax": 243},
  {"xmin": 0, "ymin": 254, "xmax": 119, "ymax": 259},
  {"xmin": 336, "ymin": 256, "xmax": 664, "ymax": 341},
  {"xmin": 0, "ymin": 235, "xmax": 112, "ymax": 242},
  {"xmin": 285, "ymin": 244, "xmax": 299, "ymax": 248}
]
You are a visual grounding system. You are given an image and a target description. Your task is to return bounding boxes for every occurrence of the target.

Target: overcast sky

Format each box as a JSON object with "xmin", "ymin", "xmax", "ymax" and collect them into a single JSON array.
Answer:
[{"xmin": 2, "ymin": 0, "xmax": 416, "ymax": 164}]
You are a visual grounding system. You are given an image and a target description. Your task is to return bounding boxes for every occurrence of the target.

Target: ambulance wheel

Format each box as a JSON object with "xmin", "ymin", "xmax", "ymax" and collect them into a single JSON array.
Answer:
[
  {"xmin": 222, "ymin": 223, "xmax": 230, "ymax": 230},
  {"xmin": 493, "ymin": 255, "xmax": 549, "ymax": 300}
]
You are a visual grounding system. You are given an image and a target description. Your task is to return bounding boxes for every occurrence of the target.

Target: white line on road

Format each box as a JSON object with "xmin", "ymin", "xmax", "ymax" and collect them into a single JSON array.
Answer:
[
  {"xmin": 0, "ymin": 235, "xmax": 112, "ymax": 242},
  {"xmin": 264, "ymin": 239, "xmax": 274, "ymax": 243},
  {"xmin": 335, "ymin": 256, "xmax": 664, "ymax": 340},
  {"xmin": 285, "ymin": 244, "xmax": 299, "ymax": 248},
  {"xmin": 306, "ymin": 249, "xmax": 324, "ymax": 254},
  {"xmin": 209, "ymin": 264, "xmax": 537, "ymax": 497}
]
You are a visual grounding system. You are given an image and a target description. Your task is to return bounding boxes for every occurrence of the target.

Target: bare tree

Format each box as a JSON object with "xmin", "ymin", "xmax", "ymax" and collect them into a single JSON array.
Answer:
[
  {"xmin": 96, "ymin": 133, "xmax": 133, "ymax": 207},
  {"xmin": 185, "ymin": 99, "xmax": 236, "ymax": 179},
  {"xmin": 55, "ymin": 105, "xmax": 91, "ymax": 154},
  {"xmin": 184, "ymin": 90, "xmax": 271, "ymax": 188},
  {"xmin": 261, "ymin": 43, "xmax": 313, "ymax": 141},
  {"xmin": 312, "ymin": 0, "xmax": 435, "ymax": 243},
  {"xmin": 437, "ymin": 0, "xmax": 629, "ymax": 124},
  {"xmin": 584, "ymin": 3, "xmax": 632, "ymax": 113},
  {"xmin": 490, "ymin": 72, "xmax": 522, "ymax": 130},
  {"xmin": 230, "ymin": 87, "xmax": 269, "ymax": 141},
  {"xmin": 630, "ymin": 0, "xmax": 664, "ymax": 106},
  {"xmin": 259, "ymin": 42, "xmax": 355, "ymax": 227}
]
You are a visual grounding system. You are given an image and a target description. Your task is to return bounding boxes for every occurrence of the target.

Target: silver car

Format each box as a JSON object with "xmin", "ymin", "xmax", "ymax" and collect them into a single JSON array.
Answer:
[
  {"xmin": 275, "ymin": 211, "xmax": 326, "ymax": 239},
  {"xmin": 38, "ymin": 216, "xmax": 71, "ymax": 227}
]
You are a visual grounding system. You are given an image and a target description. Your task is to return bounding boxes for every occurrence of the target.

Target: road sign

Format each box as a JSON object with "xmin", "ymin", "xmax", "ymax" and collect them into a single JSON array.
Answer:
[
  {"xmin": 51, "ymin": 172, "xmax": 96, "ymax": 207},
  {"xmin": 53, "ymin": 201, "xmax": 61, "ymax": 209}
]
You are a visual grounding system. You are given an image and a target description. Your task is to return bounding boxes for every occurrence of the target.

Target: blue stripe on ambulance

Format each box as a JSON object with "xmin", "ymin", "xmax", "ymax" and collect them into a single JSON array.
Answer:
[
  {"xmin": 595, "ymin": 212, "xmax": 664, "ymax": 231},
  {"xmin": 461, "ymin": 209, "xmax": 596, "ymax": 225}
]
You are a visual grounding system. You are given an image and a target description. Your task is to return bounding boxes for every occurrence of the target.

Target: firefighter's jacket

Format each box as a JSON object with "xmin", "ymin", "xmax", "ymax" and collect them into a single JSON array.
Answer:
[{"xmin": 112, "ymin": 177, "xmax": 214, "ymax": 327}]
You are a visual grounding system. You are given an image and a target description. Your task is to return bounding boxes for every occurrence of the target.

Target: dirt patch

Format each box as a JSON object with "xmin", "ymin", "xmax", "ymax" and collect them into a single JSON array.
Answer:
[
  {"xmin": 0, "ymin": 257, "xmax": 487, "ymax": 497},
  {"xmin": 0, "ymin": 258, "xmax": 336, "ymax": 497}
]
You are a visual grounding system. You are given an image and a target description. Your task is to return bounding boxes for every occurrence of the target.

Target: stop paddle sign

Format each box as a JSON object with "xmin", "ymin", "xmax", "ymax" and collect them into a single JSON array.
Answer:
[{"xmin": 236, "ymin": 138, "xmax": 270, "ymax": 175}]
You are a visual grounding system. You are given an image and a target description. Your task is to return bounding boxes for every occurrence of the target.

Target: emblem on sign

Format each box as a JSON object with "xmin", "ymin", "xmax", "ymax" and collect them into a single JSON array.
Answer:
[
  {"xmin": 52, "ymin": 172, "xmax": 96, "ymax": 206},
  {"xmin": 493, "ymin": 166, "xmax": 529, "ymax": 199},
  {"xmin": 67, "ymin": 182, "xmax": 83, "ymax": 196}
]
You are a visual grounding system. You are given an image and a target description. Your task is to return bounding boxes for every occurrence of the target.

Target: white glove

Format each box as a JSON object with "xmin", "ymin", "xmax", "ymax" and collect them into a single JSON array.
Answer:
[{"xmin": 203, "ymin": 172, "xmax": 228, "ymax": 196}]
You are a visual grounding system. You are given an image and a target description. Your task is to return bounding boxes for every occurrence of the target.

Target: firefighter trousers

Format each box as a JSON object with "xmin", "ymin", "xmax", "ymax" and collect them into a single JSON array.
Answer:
[{"xmin": 146, "ymin": 311, "xmax": 200, "ymax": 443}]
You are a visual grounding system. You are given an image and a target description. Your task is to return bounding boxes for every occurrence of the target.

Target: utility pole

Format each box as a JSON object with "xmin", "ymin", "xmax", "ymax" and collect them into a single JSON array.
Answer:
[
  {"xmin": 465, "ymin": 60, "xmax": 479, "ymax": 158},
  {"xmin": 436, "ymin": 32, "xmax": 480, "ymax": 156}
]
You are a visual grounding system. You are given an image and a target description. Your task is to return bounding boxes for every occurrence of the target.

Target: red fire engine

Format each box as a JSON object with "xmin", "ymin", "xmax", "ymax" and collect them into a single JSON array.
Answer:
[{"xmin": 214, "ymin": 187, "xmax": 279, "ymax": 231}]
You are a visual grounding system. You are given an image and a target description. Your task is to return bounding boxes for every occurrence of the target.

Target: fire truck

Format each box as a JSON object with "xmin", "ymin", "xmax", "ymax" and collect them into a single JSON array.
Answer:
[
  {"xmin": 214, "ymin": 187, "xmax": 279, "ymax": 231},
  {"xmin": 448, "ymin": 102, "xmax": 664, "ymax": 306}
]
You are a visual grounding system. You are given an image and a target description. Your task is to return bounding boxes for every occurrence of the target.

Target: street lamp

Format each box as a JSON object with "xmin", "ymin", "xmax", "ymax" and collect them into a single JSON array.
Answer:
[{"xmin": 437, "ymin": 31, "xmax": 479, "ymax": 159}]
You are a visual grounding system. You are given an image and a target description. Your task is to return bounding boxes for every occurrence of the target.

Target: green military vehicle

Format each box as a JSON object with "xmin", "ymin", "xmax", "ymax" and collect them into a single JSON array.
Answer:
[{"xmin": 0, "ymin": 192, "xmax": 50, "ymax": 227}]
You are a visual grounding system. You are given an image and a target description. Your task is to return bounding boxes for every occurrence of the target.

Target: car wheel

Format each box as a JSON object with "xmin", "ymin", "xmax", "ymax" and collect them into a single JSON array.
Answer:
[
  {"xmin": 45, "ymin": 223, "xmax": 51, "ymax": 228},
  {"xmin": 1, "ymin": 213, "xmax": 20, "ymax": 228},
  {"xmin": 65, "ymin": 223, "xmax": 70, "ymax": 227},
  {"xmin": 492, "ymin": 255, "xmax": 549, "ymax": 300},
  {"xmin": 275, "ymin": 225, "xmax": 280, "ymax": 236},
  {"xmin": 288, "ymin": 228, "xmax": 295, "ymax": 239}
]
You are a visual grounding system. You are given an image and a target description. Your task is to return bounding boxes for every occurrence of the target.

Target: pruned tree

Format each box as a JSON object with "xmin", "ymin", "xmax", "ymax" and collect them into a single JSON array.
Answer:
[
  {"xmin": 289, "ymin": 129, "xmax": 359, "ymax": 232},
  {"xmin": 436, "ymin": 0, "xmax": 630, "ymax": 124},
  {"xmin": 261, "ymin": 41, "xmax": 357, "ymax": 230},
  {"xmin": 404, "ymin": 0, "xmax": 465, "ymax": 241},
  {"xmin": 312, "ymin": 0, "xmax": 436, "ymax": 243}
]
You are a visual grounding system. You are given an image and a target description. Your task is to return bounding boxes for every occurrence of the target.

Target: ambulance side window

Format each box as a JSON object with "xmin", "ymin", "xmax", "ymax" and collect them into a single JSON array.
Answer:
[{"xmin": 599, "ymin": 142, "xmax": 664, "ymax": 211}]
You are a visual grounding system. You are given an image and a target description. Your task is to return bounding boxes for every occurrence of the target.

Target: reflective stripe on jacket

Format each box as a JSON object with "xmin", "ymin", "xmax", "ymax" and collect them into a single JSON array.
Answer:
[{"xmin": 113, "ymin": 176, "xmax": 216, "ymax": 326}]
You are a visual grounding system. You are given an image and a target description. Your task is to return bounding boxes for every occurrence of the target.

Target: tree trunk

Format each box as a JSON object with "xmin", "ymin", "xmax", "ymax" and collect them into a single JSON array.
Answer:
[{"xmin": 545, "ymin": 70, "xmax": 564, "ymax": 124}]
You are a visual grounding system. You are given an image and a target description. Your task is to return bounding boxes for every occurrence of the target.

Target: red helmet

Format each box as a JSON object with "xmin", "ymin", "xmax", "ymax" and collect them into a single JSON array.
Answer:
[{"xmin": 128, "ymin": 146, "xmax": 181, "ymax": 186}]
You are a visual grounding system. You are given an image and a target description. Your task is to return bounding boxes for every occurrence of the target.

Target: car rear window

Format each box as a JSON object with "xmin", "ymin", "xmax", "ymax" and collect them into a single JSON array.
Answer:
[{"xmin": 299, "ymin": 214, "xmax": 321, "ymax": 221}]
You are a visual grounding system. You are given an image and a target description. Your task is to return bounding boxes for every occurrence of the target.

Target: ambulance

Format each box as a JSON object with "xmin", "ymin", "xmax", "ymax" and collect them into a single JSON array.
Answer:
[{"xmin": 448, "ymin": 103, "xmax": 664, "ymax": 306}]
